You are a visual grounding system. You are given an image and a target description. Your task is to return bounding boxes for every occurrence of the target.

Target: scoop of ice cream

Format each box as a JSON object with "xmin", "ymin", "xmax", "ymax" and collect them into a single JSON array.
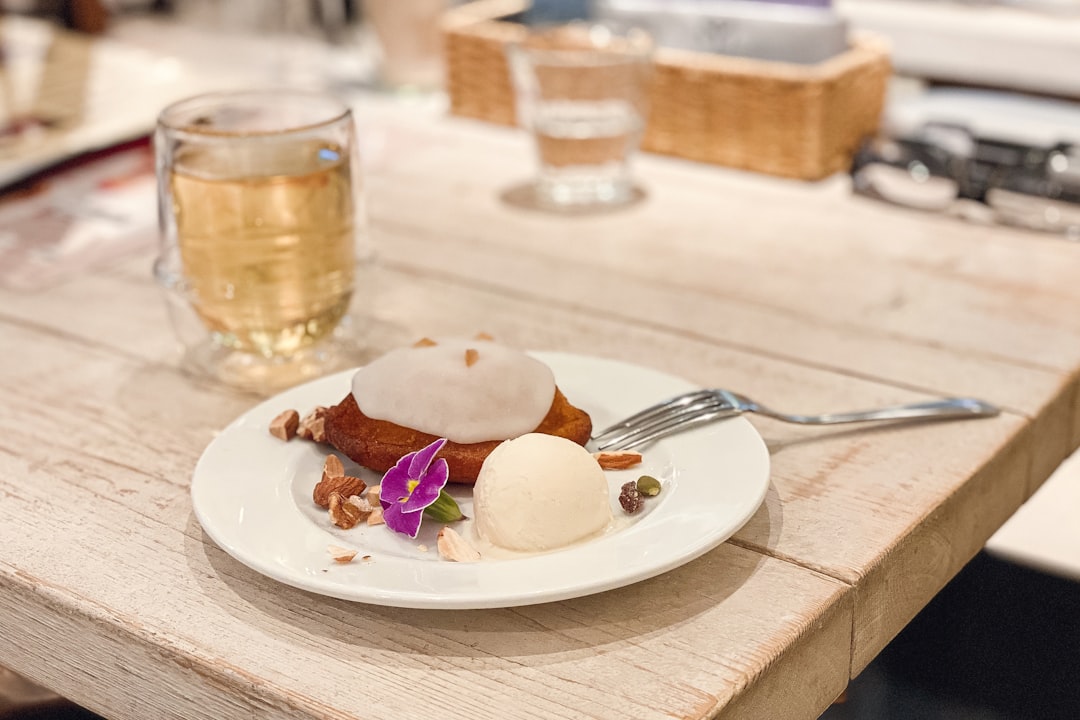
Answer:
[{"xmin": 473, "ymin": 433, "xmax": 612, "ymax": 552}]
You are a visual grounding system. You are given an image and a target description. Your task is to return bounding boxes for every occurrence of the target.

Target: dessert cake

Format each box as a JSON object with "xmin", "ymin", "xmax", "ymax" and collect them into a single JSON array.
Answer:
[{"xmin": 324, "ymin": 338, "xmax": 592, "ymax": 483}]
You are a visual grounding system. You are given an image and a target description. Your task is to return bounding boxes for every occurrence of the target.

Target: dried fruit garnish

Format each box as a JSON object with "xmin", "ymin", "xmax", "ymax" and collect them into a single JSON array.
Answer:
[{"xmin": 619, "ymin": 481, "xmax": 644, "ymax": 514}]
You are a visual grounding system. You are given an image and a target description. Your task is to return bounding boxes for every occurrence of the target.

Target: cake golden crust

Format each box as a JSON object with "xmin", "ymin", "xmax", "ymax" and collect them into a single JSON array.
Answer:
[{"xmin": 324, "ymin": 388, "xmax": 592, "ymax": 484}]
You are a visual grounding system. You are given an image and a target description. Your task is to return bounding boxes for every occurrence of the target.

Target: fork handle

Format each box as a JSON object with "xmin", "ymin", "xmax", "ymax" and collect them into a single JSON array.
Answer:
[{"xmin": 751, "ymin": 397, "xmax": 1001, "ymax": 425}]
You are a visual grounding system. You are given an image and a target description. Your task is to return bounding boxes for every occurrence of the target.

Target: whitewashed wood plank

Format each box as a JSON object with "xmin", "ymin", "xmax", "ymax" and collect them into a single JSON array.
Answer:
[
  {"xmin": 0, "ymin": 238, "xmax": 1067, "ymax": 427},
  {"xmin": 361, "ymin": 112, "xmax": 1080, "ymax": 374},
  {"xmin": 368, "ymin": 223, "xmax": 1066, "ymax": 419}
]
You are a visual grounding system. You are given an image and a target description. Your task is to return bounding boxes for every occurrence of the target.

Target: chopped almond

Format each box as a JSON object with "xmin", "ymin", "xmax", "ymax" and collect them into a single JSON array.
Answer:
[
  {"xmin": 413, "ymin": 337, "xmax": 437, "ymax": 348},
  {"xmin": 465, "ymin": 348, "xmax": 480, "ymax": 367},
  {"xmin": 323, "ymin": 455, "xmax": 345, "ymax": 479},
  {"xmin": 269, "ymin": 410, "xmax": 300, "ymax": 441},
  {"xmin": 313, "ymin": 474, "xmax": 366, "ymax": 509},
  {"xmin": 346, "ymin": 495, "xmax": 374, "ymax": 518},
  {"xmin": 297, "ymin": 406, "xmax": 328, "ymax": 442},
  {"xmin": 328, "ymin": 492, "xmax": 362, "ymax": 529}
]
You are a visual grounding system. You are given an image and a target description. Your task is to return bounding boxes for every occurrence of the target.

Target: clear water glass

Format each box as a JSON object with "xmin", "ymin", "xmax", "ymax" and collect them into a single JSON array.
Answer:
[{"xmin": 508, "ymin": 24, "xmax": 653, "ymax": 209}]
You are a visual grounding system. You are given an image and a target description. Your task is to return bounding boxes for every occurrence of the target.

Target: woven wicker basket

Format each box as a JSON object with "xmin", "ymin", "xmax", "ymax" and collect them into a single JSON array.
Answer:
[{"xmin": 442, "ymin": 0, "xmax": 891, "ymax": 180}]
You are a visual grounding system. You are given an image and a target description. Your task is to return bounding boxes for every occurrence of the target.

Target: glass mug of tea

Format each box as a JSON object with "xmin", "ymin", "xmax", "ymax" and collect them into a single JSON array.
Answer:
[{"xmin": 153, "ymin": 90, "xmax": 365, "ymax": 390}]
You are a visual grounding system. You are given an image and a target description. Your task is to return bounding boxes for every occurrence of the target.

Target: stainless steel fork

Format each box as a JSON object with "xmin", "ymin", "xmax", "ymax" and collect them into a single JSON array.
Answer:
[{"xmin": 592, "ymin": 389, "xmax": 1001, "ymax": 451}]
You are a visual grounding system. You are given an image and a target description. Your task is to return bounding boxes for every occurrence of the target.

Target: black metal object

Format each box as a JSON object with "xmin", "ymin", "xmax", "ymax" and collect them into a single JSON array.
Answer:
[{"xmin": 852, "ymin": 123, "xmax": 1080, "ymax": 236}]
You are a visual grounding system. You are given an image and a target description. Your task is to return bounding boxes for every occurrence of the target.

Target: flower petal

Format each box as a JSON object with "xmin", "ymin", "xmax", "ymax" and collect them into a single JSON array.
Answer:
[
  {"xmin": 383, "ymin": 499, "xmax": 424, "ymax": 538},
  {"xmin": 408, "ymin": 437, "xmax": 447, "ymax": 479},
  {"xmin": 400, "ymin": 458, "xmax": 449, "ymax": 514},
  {"xmin": 379, "ymin": 452, "xmax": 414, "ymax": 511}
]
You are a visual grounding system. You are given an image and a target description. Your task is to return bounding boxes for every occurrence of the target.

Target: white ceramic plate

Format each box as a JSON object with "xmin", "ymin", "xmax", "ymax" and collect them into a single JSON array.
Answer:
[{"xmin": 191, "ymin": 352, "xmax": 770, "ymax": 609}]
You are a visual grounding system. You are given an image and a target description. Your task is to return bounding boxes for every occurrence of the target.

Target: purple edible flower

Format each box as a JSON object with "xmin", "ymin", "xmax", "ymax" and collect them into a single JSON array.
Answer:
[{"xmin": 380, "ymin": 438, "xmax": 450, "ymax": 538}]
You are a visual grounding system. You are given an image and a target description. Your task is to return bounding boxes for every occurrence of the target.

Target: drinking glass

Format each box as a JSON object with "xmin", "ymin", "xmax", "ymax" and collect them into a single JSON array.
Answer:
[
  {"xmin": 153, "ymin": 90, "xmax": 365, "ymax": 390},
  {"xmin": 508, "ymin": 23, "xmax": 653, "ymax": 209}
]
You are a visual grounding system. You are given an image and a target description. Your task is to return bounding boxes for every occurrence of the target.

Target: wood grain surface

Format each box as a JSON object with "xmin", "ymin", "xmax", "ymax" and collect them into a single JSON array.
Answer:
[{"xmin": 1, "ymin": 99, "xmax": 1078, "ymax": 720}]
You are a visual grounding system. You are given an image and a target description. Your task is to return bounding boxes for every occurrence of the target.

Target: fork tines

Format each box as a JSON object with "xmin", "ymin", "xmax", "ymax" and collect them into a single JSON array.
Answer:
[{"xmin": 593, "ymin": 389, "xmax": 737, "ymax": 452}]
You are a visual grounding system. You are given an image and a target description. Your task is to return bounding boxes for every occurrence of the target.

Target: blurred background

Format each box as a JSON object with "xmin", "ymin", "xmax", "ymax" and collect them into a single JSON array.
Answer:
[{"xmin": 1, "ymin": 1, "xmax": 1078, "ymax": 718}]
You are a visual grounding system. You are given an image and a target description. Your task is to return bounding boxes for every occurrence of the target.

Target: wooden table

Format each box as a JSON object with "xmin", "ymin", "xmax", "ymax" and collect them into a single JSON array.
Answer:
[{"xmin": 2, "ymin": 97, "xmax": 1079, "ymax": 720}]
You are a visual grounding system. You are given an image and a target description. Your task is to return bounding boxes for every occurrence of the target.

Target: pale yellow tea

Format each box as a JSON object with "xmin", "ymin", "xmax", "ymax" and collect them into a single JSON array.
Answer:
[{"xmin": 172, "ymin": 140, "xmax": 355, "ymax": 357}]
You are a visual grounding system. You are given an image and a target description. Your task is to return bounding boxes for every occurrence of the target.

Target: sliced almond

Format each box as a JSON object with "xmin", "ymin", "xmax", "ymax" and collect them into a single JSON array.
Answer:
[
  {"xmin": 366, "ymin": 484, "xmax": 381, "ymax": 505},
  {"xmin": 366, "ymin": 506, "xmax": 385, "ymax": 526},
  {"xmin": 437, "ymin": 526, "xmax": 481, "ymax": 563},
  {"xmin": 464, "ymin": 348, "xmax": 480, "ymax": 367},
  {"xmin": 328, "ymin": 545, "xmax": 358, "ymax": 563},
  {"xmin": 413, "ymin": 337, "xmax": 437, "ymax": 348},
  {"xmin": 593, "ymin": 450, "xmax": 643, "ymax": 470},
  {"xmin": 269, "ymin": 409, "xmax": 300, "ymax": 441}
]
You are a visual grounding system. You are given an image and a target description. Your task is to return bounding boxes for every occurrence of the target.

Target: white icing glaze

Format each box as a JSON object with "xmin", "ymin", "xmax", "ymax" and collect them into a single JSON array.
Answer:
[{"xmin": 350, "ymin": 339, "xmax": 556, "ymax": 444}]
